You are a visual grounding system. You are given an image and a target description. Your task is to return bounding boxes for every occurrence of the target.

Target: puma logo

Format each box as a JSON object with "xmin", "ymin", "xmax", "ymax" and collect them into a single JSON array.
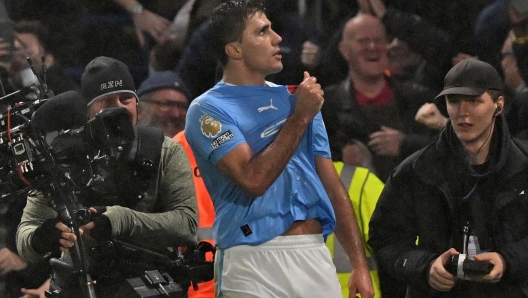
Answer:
[{"xmin": 258, "ymin": 99, "xmax": 278, "ymax": 112}]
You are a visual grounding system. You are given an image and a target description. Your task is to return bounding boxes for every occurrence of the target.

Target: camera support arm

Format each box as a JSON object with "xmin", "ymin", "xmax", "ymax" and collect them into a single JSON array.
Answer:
[{"xmin": 35, "ymin": 126, "xmax": 97, "ymax": 298}]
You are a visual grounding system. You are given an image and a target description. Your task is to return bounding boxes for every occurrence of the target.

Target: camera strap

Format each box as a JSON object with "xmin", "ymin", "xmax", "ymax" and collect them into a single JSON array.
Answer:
[
  {"xmin": 134, "ymin": 126, "xmax": 164, "ymax": 170},
  {"xmin": 120, "ymin": 126, "xmax": 164, "ymax": 207},
  {"xmin": 134, "ymin": 126, "xmax": 164, "ymax": 192}
]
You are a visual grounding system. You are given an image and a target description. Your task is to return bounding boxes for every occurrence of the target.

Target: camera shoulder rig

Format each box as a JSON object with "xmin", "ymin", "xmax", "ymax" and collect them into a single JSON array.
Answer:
[{"xmin": 124, "ymin": 125, "xmax": 164, "ymax": 204}]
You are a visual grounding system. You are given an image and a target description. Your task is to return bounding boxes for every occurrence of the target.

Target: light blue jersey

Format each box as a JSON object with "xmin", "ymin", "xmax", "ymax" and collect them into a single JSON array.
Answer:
[{"xmin": 185, "ymin": 81, "xmax": 336, "ymax": 249}]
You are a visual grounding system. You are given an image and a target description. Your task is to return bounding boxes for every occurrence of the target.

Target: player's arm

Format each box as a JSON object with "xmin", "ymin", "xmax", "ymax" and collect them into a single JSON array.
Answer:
[
  {"xmin": 315, "ymin": 156, "xmax": 375, "ymax": 298},
  {"xmin": 217, "ymin": 72, "xmax": 323, "ymax": 197}
]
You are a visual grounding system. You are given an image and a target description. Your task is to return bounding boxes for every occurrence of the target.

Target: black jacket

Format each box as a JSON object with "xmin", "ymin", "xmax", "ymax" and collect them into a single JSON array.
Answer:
[
  {"xmin": 369, "ymin": 114, "xmax": 528, "ymax": 297},
  {"xmin": 322, "ymin": 76, "xmax": 437, "ymax": 182}
]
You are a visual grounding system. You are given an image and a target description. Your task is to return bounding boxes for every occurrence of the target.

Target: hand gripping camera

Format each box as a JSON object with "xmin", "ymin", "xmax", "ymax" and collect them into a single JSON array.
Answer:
[{"xmin": 444, "ymin": 254, "xmax": 493, "ymax": 280}]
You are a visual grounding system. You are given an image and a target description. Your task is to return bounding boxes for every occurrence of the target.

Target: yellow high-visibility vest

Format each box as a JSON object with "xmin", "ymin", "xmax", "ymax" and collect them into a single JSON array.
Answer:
[{"xmin": 327, "ymin": 162, "xmax": 385, "ymax": 298}]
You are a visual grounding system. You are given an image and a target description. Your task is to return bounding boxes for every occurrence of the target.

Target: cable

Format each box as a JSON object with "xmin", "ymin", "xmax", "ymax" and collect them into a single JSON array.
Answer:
[{"xmin": 467, "ymin": 116, "xmax": 495, "ymax": 165}]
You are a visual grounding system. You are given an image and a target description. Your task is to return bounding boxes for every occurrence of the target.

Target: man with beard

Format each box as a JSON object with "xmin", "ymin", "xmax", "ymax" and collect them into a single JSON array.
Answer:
[
  {"xmin": 17, "ymin": 56, "xmax": 197, "ymax": 297},
  {"xmin": 137, "ymin": 70, "xmax": 190, "ymax": 137}
]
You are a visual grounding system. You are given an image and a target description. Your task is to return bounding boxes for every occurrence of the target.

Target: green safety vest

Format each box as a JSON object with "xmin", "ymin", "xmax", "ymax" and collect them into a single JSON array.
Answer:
[{"xmin": 327, "ymin": 162, "xmax": 385, "ymax": 298}]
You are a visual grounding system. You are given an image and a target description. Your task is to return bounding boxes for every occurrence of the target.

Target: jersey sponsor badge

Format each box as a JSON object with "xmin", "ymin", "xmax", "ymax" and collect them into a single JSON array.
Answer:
[{"xmin": 211, "ymin": 131, "xmax": 234, "ymax": 149}]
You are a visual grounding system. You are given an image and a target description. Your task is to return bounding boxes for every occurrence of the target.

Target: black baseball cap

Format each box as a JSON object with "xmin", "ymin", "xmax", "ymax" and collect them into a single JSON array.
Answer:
[
  {"xmin": 435, "ymin": 59, "xmax": 503, "ymax": 99},
  {"xmin": 81, "ymin": 56, "xmax": 137, "ymax": 106}
]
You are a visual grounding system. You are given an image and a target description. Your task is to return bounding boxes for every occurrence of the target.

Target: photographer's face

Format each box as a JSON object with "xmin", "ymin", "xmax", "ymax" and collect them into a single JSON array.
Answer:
[
  {"xmin": 88, "ymin": 92, "xmax": 137, "ymax": 126},
  {"xmin": 446, "ymin": 92, "xmax": 503, "ymax": 147}
]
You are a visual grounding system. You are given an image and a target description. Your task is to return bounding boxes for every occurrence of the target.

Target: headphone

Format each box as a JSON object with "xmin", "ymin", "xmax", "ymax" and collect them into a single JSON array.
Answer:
[{"xmin": 494, "ymin": 104, "xmax": 502, "ymax": 117}]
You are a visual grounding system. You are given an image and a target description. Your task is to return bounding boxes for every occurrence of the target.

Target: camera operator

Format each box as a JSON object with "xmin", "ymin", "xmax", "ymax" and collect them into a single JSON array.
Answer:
[
  {"xmin": 369, "ymin": 59, "xmax": 528, "ymax": 297},
  {"xmin": 16, "ymin": 56, "xmax": 198, "ymax": 298}
]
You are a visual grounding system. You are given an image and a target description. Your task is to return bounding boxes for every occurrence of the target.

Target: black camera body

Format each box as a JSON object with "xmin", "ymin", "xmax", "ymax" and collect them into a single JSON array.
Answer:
[
  {"xmin": 115, "ymin": 270, "xmax": 186, "ymax": 298},
  {"xmin": 445, "ymin": 254, "xmax": 493, "ymax": 280}
]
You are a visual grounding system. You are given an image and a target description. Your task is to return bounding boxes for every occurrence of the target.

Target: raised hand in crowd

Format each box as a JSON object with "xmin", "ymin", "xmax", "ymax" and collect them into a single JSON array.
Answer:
[
  {"xmin": 415, "ymin": 103, "xmax": 448, "ymax": 131},
  {"xmin": 131, "ymin": 9, "xmax": 172, "ymax": 45},
  {"xmin": 301, "ymin": 41, "xmax": 322, "ymax": 70},
  {"xmin": 115, "ymin": 0, "xmax": 172, "ymax": 46},
  {"xmin": 357, "ymin": 0, "xmax": 387, "ymax": 17}
]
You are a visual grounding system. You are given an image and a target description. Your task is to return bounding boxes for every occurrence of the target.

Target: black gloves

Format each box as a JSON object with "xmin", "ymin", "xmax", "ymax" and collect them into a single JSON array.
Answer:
[
  {"xmin": 30, "ymin": 207, "xmax": 113, "ymax": 256},
  {"xmin": 90, "ymin": 206, "xmax": 112, "ymax": 243},
  {"xmin": 31, "ymin": 217, "xmax": 62, "ymax": 255},
  {"xmin": 91, "ymin": 214, "xmax": 112, "ymax": 242}
]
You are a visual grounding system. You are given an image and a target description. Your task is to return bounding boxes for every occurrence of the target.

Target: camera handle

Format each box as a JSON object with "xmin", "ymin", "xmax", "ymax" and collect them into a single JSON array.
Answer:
[
  {"xmin": 42, "ymin": 187, "xmax": 97, "ymax": 298},
  {"xmin": 57, "ymin": 200, "xmax": 97, "ymax": 298}
]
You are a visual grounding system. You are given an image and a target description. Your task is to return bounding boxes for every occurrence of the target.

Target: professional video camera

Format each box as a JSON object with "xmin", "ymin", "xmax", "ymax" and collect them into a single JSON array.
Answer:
[
  {"xmin": 0, "ymin": 90, "xmax": 134, "ymax": 196},
  {"xmin": 0, "ymin": 60, "xmax": 214, "ymax": 298}
]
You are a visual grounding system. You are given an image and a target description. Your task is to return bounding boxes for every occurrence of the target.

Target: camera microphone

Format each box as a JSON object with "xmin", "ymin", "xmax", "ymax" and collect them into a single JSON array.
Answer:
[{"xmin": 32, "ymin": 91, "xmax": 88, "ymax": 134}]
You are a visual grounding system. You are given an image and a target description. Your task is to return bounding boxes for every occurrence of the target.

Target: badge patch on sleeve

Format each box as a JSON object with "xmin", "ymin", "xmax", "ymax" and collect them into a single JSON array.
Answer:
[
  {"xmin": 200, "ymin": 114, "xmax": 222, "ymax": 138},
  {"xmin": 211, "ymin": 131, "xmax": 233, "ymax": 149}
]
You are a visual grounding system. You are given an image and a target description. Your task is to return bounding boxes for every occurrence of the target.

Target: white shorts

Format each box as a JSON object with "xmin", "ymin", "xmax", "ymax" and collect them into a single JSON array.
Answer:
[{"xmin": 215, "ymin": 234, "xmax": 342, "ymax": 298}]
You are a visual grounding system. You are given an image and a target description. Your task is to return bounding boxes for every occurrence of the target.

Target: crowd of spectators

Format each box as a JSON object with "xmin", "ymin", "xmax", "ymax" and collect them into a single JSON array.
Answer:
[{"xmin": 1, "ymin": 0, "xmax": 528, "ymax": 297}]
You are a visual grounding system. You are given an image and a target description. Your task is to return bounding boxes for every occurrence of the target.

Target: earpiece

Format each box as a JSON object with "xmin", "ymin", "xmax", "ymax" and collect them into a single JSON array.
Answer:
[{"xmin": 495, "ymin": 105, "xmax": 502, "ymax": 116}]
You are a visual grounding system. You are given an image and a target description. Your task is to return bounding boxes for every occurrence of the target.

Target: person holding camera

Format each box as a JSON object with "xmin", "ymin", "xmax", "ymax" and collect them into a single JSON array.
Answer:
[
  {"xmin": 368, "ymin": 58, "xmax": 528, "ymax": 297},
  {"xmin": 16, "ymin": 56, "xmax": 198, "ymax": 297}
]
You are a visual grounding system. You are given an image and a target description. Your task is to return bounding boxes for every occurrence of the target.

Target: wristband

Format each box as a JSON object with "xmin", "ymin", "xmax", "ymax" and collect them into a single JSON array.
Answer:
[
  {"xmin": 91, "ymin": 214, "xmax": 112, "ymax": 243},
  {"xmin": 31, "ymin": 218, "xmax": 62, "ymax": 255}
]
